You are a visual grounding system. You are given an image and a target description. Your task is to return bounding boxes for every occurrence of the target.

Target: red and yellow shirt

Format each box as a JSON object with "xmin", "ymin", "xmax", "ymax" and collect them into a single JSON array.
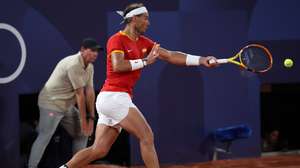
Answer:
[{"xmin": 101, "ymin": 31, "xmax": 154, "ymax": 97}]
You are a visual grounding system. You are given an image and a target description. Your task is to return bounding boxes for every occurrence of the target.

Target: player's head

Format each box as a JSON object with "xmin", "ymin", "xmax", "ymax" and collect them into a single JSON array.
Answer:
[
  {"xmin": 80, "ymin": 38, "xmax": 103, "ymax": 63},
  {"xmin": 121, "ymin": 3, "xmax": 150, "ymax": 34}
]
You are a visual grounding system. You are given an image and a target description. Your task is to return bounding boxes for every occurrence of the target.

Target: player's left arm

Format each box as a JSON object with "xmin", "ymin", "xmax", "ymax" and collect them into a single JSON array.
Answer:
[{"xmin": 157, "ymin": 47, "xmax": 218, "ymax": 67}]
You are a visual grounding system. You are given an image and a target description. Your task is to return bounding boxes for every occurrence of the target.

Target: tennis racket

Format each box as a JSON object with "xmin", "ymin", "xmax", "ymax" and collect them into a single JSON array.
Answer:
[{"xmin": 209, "ymin": 44, "xmax": 273, "ymax": 73}]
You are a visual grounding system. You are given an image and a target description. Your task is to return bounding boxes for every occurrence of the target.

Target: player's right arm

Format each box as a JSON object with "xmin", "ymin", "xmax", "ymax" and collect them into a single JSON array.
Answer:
[{"xmin": 157, "ymin": 47, "xmax": 218, "ymax": 68}]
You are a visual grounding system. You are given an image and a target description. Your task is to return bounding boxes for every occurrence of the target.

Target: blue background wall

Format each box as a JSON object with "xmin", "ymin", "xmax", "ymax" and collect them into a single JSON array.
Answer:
[{"xmin": 1, "ymin": 0, "xmax": 299, "ymax": 167}]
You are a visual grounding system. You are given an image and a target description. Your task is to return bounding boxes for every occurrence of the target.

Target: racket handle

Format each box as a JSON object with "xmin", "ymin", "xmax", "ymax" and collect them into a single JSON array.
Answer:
[{"xmin": 209, "ymin": 59, "xmax": 228, "ymax": 64}]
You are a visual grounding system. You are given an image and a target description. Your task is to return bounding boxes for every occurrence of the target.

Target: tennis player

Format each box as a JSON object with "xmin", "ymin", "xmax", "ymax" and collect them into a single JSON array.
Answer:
[{"xmin": 59, "ymin": 3, "xmax": 218, "ymax": 168}]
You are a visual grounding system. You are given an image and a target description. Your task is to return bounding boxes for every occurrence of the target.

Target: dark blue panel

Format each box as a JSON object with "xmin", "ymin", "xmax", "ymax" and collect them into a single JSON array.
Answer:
[
  {"xmin": 249, "ymin": 0, "xmax": 300, "ymax": 40},
  {"xmin": 2, "ymin": 0, "xmax": 300, "ymax": 167}
]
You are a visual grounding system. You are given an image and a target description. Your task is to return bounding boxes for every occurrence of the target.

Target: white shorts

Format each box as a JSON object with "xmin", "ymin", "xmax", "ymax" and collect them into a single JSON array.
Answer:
[{"xmin": 96, "ymin": 91, "xmax": 137, "ymax": 130}]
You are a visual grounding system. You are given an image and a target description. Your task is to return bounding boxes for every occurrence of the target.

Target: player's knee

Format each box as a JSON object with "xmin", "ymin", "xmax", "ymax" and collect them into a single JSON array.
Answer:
[
  {"xmin": 140, "ymin": 131, "xmax": 154, "ymax": 146},
  {"xmin": 91, "ymin": 145, "xmax": 110, "ymax": 158},
  {"xmin": 93, "ymin": 149, "xmax": 109, "ymax": 159}
]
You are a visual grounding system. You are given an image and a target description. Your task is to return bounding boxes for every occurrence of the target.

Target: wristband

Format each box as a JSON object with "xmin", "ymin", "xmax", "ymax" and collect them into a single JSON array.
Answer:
[
  {"xmin": 186, "ymin": 54, "xmax": 201, "ymax": 66},
  {"xmin": 129, "ymin": 59, "xmax": 144, "ymax": 70}
]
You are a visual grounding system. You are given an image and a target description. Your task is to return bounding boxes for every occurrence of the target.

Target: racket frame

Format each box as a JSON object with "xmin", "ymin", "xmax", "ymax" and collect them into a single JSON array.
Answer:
[{"xmin": 218, "ymin": 44, "xmax": 273, "ymax": 73}]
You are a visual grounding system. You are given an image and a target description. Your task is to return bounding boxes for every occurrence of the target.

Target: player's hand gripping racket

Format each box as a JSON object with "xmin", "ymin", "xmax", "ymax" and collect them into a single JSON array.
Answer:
[{"xmin": 209, "ymin": 44, "xmax": 273, "ymax": 73}]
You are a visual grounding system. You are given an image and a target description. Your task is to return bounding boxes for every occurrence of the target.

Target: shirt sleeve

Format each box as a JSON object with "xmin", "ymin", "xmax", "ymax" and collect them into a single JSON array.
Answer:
[
  {"xmin": 107, "ymin": 35, "xmax": 124, "ymax": 55},
  {"xmin": 67, "ymin": 65, "xmax": 86, "ymax": 90}
]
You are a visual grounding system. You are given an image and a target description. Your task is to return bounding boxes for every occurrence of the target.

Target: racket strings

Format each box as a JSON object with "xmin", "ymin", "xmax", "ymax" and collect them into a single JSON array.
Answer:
[{"xmin": 240, "ymin": 47, "xmax": 272, "ymax": 72}]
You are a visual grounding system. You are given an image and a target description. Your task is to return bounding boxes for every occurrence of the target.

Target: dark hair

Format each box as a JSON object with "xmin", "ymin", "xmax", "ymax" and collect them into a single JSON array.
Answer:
[
  {"xmin": 123, "ymin": 3, "xmax": 145, "ymax": 24},
  {"xmin": 81, "ymin": 38, "xmax": 103, "ymax": 52}
]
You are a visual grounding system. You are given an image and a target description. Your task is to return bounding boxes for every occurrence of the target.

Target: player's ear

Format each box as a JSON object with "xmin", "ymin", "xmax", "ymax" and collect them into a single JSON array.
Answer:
[{"xmin": 131, "ymin": 16, "xmax": 137, "ymax": 23}]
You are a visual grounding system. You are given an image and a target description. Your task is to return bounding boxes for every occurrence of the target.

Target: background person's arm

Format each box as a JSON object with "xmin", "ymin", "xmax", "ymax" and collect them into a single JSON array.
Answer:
[{"xmin": 75, "ymin": 87, "xmax": 91, "ymax": 136}]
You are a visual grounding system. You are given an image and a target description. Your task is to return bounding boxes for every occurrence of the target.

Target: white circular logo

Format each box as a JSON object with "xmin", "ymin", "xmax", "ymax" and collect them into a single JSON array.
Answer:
[{"xmin": 0, "ymin": 23, "xmax": 26, "ymax": 84}]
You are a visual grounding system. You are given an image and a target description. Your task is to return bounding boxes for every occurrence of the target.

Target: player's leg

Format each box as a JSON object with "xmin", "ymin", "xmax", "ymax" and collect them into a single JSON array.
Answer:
[
  {"xmin": 64, "ymin": 124, "xmax": 120, "ymax": 168},
  {"xmin": 119, "ymin": 107, "xmax": 159, "ymax": 168}
]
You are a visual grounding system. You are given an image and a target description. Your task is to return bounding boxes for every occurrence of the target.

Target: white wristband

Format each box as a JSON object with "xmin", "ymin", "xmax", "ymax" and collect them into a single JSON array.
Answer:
[
  {"xmin": 129, "ymin": 59, "xmax": 144, "ymax": 71},
  {"xmin": 186, "ymin": 54, "xmax": 201, "ymax": 66},
  {"xmin": 142, "ymin": 59, "xmax": 147, "ymax": 66}
]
